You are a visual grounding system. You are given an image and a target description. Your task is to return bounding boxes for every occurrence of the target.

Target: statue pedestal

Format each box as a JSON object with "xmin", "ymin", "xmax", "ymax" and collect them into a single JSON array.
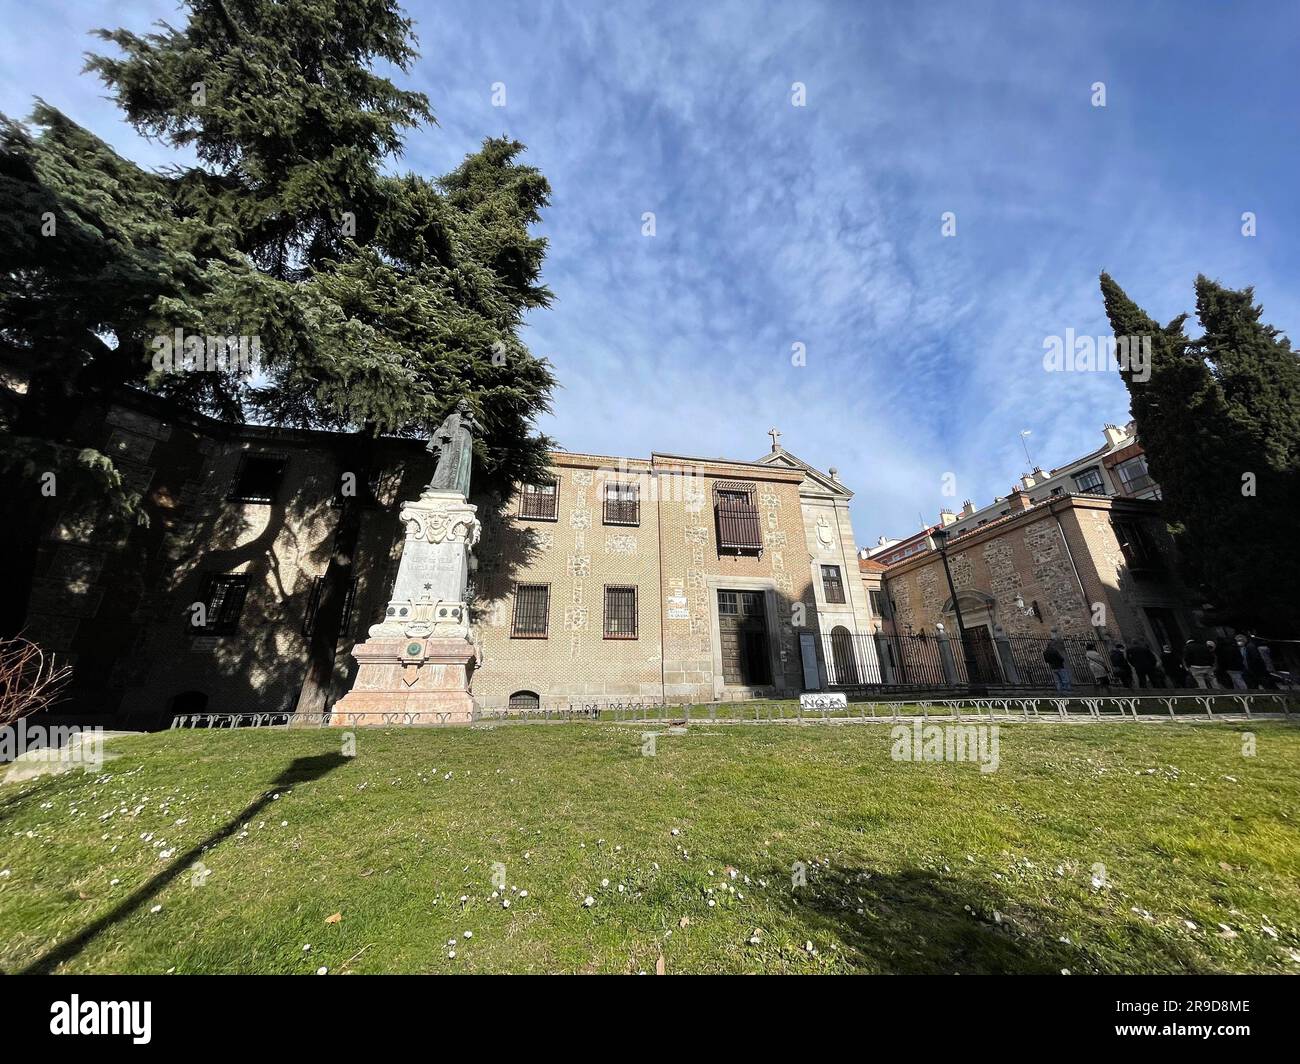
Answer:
[
  {"xmin": 330, "ymin": 637, "xmax": 477, "ymax": 726},
  {"xmin": 330, "ymin": 490, "xmax": 481, "ymax": 727}
]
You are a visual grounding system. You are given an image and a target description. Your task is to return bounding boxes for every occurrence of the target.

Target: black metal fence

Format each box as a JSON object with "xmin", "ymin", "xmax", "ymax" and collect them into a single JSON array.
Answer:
[{"xmin": 821, "ymin": 630, "xmax": 1105, "ymax": 690}]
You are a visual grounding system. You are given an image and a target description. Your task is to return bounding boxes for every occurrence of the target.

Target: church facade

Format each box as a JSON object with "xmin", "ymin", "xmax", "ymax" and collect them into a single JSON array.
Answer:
[{"xmin": 470, "ymin": 443, "xmax": 879, "ymax": 710}]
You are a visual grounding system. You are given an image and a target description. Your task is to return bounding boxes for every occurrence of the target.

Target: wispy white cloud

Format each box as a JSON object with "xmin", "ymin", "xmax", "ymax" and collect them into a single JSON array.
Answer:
[{"xmin": 5, "ymin": 0, "xmax": 1297, "ymax": 546}]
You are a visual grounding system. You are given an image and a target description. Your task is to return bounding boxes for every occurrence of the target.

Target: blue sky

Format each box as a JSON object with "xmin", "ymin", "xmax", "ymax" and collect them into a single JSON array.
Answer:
[{"xmin": 3, "ymin": 1, "xmax": 1297, "ymax": 545}]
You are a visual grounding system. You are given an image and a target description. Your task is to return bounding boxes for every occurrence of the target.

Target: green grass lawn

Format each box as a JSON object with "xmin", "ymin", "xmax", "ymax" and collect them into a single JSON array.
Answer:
[{"xmin": 2, "ymin": 719, "xmax": 1298, "ymax": 974}]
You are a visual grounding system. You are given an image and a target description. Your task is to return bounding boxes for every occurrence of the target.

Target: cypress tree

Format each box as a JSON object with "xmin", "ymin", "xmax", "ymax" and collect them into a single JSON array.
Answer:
[{"xmin": 1100, "ymin": 273, "xmax": 1300, "ymax": 634}]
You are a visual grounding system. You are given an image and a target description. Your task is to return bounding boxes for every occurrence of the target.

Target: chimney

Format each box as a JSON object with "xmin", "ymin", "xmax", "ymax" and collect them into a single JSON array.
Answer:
[
  {"xmin": 1007, "ymin": 487, "xmax": 1033, "ymax": 511},
  {"xmin": 1020, "ymin": 471, "xmax": 1036, "ymax": 490},
  {"xmin": 1102, "ymin": 423, "xmax": 1126, "ymax": 448},
  {"xmin": 938, "ymin": 509, "xmax": 957, "ymax": 526},
  {"xmin": 960, "ymin": 499, "xmax": 975, "ymax": 517}
]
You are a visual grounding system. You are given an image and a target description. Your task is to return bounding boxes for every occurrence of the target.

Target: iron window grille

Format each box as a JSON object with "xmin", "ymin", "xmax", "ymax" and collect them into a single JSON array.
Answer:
[
  {"xmin": 603, "ymin": 585, "xmax": 638, "ymax": 638},
  {"xmin": 821, "ymin": 564, "xmax": 846, "ymax": 604},
  {"xmin": 511, "ymin": 583, "xmax": 550, "ymax": 637},
  {"xmin": 302, "ymin": 576, "xmax": 359, "ymax": 639},
  {"xmin": 228, "ymin": 453, "xmax": 287, "ymax": 503},
  {"xmin": 714, "ymin": 482, "xmax": 763, "ymax": 553},
  {"xmin": 509, "ymin": 691, "xmax": 540, "ymax": 713},
  {"xmin": 519, "ymin": 480, "xmax": 558, "ymax": 520},
  {"xmin": 603, "ymin": 481, "xmax": 640, "ymax": 525},
  {"xmin": 194, "ymin": 573, "xmax": 250, "ymax": 636}
]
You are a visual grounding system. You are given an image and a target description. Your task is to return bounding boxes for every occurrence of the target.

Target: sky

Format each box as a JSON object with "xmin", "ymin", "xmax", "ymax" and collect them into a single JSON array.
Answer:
[{"xmin": 3, "ymin": 0, "xmax": 1297, "ymax": 545}]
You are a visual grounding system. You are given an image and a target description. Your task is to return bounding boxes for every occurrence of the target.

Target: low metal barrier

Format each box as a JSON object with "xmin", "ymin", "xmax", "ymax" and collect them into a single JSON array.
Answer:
[{"xmin": 167, "ymin": 692, "xmax": 1295, "ymax": 730}]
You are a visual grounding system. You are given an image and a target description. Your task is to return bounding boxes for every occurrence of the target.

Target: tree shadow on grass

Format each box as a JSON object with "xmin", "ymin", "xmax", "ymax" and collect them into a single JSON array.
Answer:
[
  {"xmin": 737, "ymin": 860, "xmax": 1210, "ymax": 974},
  {"xmin": 14, "ymin": 753, "xmax": 349, "ymax": 974}
]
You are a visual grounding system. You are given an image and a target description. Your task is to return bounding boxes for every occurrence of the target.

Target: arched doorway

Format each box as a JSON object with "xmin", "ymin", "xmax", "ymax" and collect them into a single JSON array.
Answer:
[{"xmin": 830, "ymin": 626, "xmax": 859, "ymax": 685}]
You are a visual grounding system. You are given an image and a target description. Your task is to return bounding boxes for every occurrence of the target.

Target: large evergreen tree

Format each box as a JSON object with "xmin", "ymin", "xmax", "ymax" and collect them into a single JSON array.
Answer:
[
  {"xmin": 1, "ymin": 1, "xmax": 557, "ymax": 710},
  {"xmin": 1100, "ymin": 273, "xmax": 1300, "ymax": 634}
]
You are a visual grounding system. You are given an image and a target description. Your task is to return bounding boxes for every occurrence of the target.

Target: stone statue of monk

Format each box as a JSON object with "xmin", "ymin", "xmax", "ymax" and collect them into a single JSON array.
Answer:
[{"xmin": 424, "ymin": 399, "xmax": 477, "ymax": 498}]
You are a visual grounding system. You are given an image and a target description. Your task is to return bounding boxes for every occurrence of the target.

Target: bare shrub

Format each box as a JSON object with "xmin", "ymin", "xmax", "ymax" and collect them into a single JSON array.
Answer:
[{"xmin": 0, "ymin": 636, "xmax": 72, "ymax": 727}]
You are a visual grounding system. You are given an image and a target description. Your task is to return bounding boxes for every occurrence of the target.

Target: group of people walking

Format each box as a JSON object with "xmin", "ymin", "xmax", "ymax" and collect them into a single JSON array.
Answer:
[{"xmin": 1043, "ymin": 632, "xmax": 1281, "ymax": 693}]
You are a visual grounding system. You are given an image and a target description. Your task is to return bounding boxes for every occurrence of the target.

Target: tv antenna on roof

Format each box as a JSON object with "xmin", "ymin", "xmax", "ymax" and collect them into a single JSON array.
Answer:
[{"xmin": 1019, "ymin": 429, "xmax": 1036, "ymax": 468}]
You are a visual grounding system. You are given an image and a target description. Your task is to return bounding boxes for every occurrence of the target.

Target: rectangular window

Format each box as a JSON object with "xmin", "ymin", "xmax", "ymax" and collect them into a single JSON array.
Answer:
[
  {"xmin": 518, "ymin": 480, "xmax": 558, "ymax": 521},
  {"xmin": 196, "ymin": 573, "xmax": 250, "ymax": 636},
  {"xmin": 228, "ymin": 453, "xmax": 287, "ymax": 504},
  {"xmin": 1115, "ymin": 455, "xmax": 1156, "ymax": 495},
  {"xmin": 511, "ymin": 583, "xmax": 550, "ymax": 637},
  {"xmin": 1112, "ymin": 518, "xmax": 1162, "ymax": 573},
  {"xmin": 303, "ymin": 576, "xmax": 359, "ymax": 639},
  {"xmin": 714, "ymin": 482, "xmax": 763, "ymax": 552},
  {"xmin": 603, "ymin": 481, "xmax": 640, "ymax": 525},
  {"xmin": 1071, "ymin": 466, "xmax": 1105, "ymax": 495},
  {"xmin": 603, "ymin": 585, "xmax": 638, "ymax": 638},
  {"xmin": 821, "ymin": 564, "xmax": 846, "ymax": 604},
  {"xmin": 869, "ymin": 589, "xmax": 887, "ymax": 618}
]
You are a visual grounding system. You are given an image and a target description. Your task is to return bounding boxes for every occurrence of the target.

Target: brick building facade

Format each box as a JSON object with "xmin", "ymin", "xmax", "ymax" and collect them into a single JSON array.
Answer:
[{"xmin": 876, "ymin": 494, "xmax": 1197, "ymax": 653}]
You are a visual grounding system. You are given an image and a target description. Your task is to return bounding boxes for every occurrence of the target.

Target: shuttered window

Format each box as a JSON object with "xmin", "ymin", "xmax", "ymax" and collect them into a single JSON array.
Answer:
[
  {"xmin": 714, "ymin": 482, "xmax": 762, "ymax": 552},
  {"xmin": 603, "ymin": 585, "xmax": 638, "ymax": 639},
  {"xmin": 821, "ymin": 565, "xmax": 846, "ymax": 604},
  {"xmin": 511, "ymin": 583, "xmax": 550, "ymax": 637}
]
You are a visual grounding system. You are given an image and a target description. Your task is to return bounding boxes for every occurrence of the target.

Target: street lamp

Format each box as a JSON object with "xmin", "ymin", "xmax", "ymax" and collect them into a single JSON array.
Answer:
[{"xmin": 931, "ymin": 526, "xmax": 986, "ymax": 692}]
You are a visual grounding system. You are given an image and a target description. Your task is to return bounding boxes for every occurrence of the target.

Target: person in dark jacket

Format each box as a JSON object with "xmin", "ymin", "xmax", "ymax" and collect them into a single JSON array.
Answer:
[
  {"xmin": 1161, "ymin": 644, "xmax": 1186, "ymax": 688},
  {"xmin": 1184, "ymin": 639, "xmax": 1219, "ymax": 689},
  {"xmin": 1126, "ymin": 641, "xmax": 1160, "ymax": 688},
  {"xmin": 1234, "ymin": 633, "xmax": 1270, "ymax": 689},
  {"xmin": 1110, "ymin": 643, "xmax": 1133, "ymax": 688},
  {"xmin": 1043, "ymin": 640, "xmax": 1071, "ymax": 692}
]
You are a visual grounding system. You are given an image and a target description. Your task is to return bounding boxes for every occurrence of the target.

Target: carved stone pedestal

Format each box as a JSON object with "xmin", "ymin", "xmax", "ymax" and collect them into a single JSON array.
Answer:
[
  {"xmin": 330, "ymin": 636, "xmax": 477, "ymax": 726},
  {"xmin": 330, "ymin": 489, "xmax": 481, "ymax": 727}
]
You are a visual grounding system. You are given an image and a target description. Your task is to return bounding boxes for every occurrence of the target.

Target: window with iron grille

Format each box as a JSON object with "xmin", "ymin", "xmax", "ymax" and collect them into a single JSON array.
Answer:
[
  {"xmin": 228, "ymin": 453, "xmax": 287, "ymax": 504},
  {"xmin": 509, "ymin": 690, "xmax": 540, "ymax": 713},
  {"xmin": 194, "ymin": 573, "xmax": 250, "ymax": 636},
  {"xmin": 603, "ymin": 585, "xmax": 638, "ymax": 638},
  {"xmin": 518, "ymin": 480, "xmax": 558, "ymax": 520},
  {"xmin": 714, "ymin": 482, "xmax": 762, "ymax": 552},
  {"xmin": 511, "ymin": 583, "xmax": 550, "ymax": 637},
  {"xmin": 821, "ymin": 564, "xmax": 846, "ymax": 604},
  {"xmin": 603, "ymin": 481, "xmax": 640, "ymax": 525},
  {"xmin": 303, "ymin": 576, "xmax": 359, "ymax": 639},
  {"xmin": 302, "ymin": 576, "xmax": 324, "ymax": 638},
  {"xmin": 1071, "ymin": 466, "xmax": 1105, "ymax": 495}
]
